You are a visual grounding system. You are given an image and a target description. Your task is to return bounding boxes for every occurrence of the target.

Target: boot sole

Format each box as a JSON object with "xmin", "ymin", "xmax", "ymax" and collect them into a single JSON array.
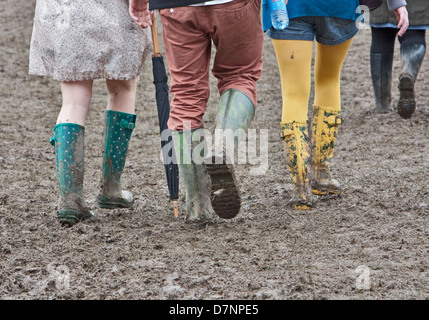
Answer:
[
  {"xmin": 204, "ymin": 156, "xmax": 241, "ymax": 219},
  {"xmin": 311, "ymin": 177, "xmax": 341, "ymax": 196},
  {"xmin": 312, "ymin": 188, "xmax": 341, "ymax": 196},
  {"xmin": 374, "ymin": 106, "xmax": 394, "ymax": 114},
  {"xmin": 98, "ymin": 198, "xmax": 134, "ymax": 209},
  {"xmin": 398, "ymin": 75, "xmax": 416, "ymax": 119},
  {"xmin": 98, "ymin": 202, "xmax": 132, "ymax": 209},
  {"xmin": 58, "ymin": 210, "xmax": 94, "ymax": 226},
  {"xmin": 289, "ymin": 200, "xmax": 312, "ymax": 211}
]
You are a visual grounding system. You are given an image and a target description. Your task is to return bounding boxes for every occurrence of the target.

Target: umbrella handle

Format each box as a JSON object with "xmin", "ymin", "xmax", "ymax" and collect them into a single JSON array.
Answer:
[{"xmin": 150, "ymin": 11, "xmax": 162, "ymax": 57}]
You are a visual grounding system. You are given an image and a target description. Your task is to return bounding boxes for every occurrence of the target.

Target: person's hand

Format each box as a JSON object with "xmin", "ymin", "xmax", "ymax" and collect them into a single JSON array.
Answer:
[
  {"xmin": 129, "ymin": 0, "xmax": 152, "ymax": 28},
  {"xmin": 393, "ymin": 6, "xmax": 409, "ymax": 37}
]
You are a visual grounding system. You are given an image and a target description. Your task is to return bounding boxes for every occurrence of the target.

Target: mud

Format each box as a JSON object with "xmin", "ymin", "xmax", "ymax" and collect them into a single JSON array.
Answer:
[{"xmin": 0, "ymin": 1, "xmax": 428, "ymax": 300}]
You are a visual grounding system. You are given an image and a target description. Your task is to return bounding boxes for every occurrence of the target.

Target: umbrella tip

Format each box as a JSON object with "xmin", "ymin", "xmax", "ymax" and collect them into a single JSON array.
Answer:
[{"xmin": 173, "ymin": 201, "xmax": 179, "ymax": 218}]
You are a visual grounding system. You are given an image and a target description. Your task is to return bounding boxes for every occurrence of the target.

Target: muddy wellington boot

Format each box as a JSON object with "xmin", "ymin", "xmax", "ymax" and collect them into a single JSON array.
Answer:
[
  {"xmin": 397, "ymin": 43, "xmax": 426, "ymax": 119},
  {"xmin": 50, "ymin": 123, "xmax": 94, "ymax": 225},
  {"xmin": 98, "ymin": 110, "xmax": 136, "ymax": 209},
  {"xmin": 370, "ymin": 53, "xmax": 394, "ymax": 113},
  {"xmin": 172, "ymin": 129, "xmax": 213, "ymax": 221},
  {"xmin": 281, "ymin": 122, "xmax": 313, "ymax": 210},
  {"xmin": 204, "ymin": 89, "xmax": 255, "ymax": 219},
  {"xmin": 311, "ymin": 106, "xmax": 342, "ymax": 196}
]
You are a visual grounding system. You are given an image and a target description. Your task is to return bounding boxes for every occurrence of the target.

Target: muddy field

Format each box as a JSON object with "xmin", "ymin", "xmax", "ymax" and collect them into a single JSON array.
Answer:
[{"xmin": 0, "ymin": 1, "xmax": 428, "ymax": 300}]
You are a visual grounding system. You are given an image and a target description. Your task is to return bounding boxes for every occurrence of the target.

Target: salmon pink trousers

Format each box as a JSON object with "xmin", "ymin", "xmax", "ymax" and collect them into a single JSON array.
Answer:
[{"xmin": 159, "ymin": 0, "xmax": 264, "ymax": 131}]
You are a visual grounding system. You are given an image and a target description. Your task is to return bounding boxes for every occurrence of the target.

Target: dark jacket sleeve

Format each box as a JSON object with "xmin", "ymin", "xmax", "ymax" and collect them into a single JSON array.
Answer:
[
  {"xmin": 371, "ymin": 0, "xmax": 428, "ymax": 26},
  {"xmin": 387, "ymin": 0, "xmax": 407, "ymax": 11}
]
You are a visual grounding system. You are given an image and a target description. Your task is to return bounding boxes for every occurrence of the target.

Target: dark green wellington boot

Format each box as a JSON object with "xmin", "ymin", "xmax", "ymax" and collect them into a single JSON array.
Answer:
[
  {"xmin": 398, "ymin": 44, "xmax": 426, "ymax": 119},
  {"xmin": 204, "ymin": 89, "xmax": 255, "ymax": 219},
  {"xmin": 50, "ymin": 123, "xmax": 94, "ymax": 225},
  {"xmin": 172, "ymin": 129, "xmax": 213, "ymax": 221},
  {"xmin": 98, "ymin": 110, "xmax": 136, "ymax": 209},
  {"xmin": 370, "ymin": 53, "xmax": 394, "ymax": 113}
]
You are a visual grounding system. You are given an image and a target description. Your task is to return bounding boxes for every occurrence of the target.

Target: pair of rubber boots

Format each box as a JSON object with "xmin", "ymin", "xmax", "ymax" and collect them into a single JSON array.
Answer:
[
  {"xmin": 50, "ymin": 110, "xmax": 136, "ymax": 225},
  {"xmin": 281, "ymin": 106, "xmax": 342, "ymax": 210},
  {"xmin": 371, "ymin": 43, "xmax": 425, "ymax": 118},
  {"xmin": 172, "ymin": 89, "xmax": 255, "ymax": 221}
]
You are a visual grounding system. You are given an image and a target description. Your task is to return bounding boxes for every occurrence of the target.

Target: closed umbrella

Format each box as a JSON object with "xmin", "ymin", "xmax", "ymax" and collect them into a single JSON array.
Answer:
[{"xmin": 150, "ymin": 14, "xmax": 179, "ymax": 217}]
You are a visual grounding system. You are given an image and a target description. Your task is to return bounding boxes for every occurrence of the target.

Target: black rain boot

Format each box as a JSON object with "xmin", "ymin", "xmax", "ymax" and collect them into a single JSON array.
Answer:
[
  {"xmin": 370, "ymin": 53, "xmax": 394, "ymax": 113},
  {"xmin": 397, "ymin": 43, "xmax": 426, "ymax": 119}
]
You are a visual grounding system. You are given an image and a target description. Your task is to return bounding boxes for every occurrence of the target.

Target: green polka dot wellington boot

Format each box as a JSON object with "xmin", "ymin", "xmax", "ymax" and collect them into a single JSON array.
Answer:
[
  {"xmin": 98, "ymin": 110, "xmax": 136, "ymax": 209},
  {"xmin": 50, "ymin": 123, "xmax": 94, "ymax": 226}
]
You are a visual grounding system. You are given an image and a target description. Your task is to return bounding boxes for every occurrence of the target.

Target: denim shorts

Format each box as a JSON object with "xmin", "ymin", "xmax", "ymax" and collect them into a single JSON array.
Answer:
[{"xmin": 267, "ymin": 16, "xmax": 359, "ymax": 46}]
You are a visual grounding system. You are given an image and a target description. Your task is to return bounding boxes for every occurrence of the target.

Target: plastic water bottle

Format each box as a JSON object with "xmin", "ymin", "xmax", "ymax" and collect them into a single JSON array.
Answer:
[{"xmin": 269, "ymin": 0, "xmax": 289, "ymax": 30}]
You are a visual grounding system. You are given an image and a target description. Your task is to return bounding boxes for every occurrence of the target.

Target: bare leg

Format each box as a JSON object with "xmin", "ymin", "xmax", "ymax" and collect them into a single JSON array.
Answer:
[
  {"xmin": 57, "ymin": 80, "xmax": 93, "ymax": 125},
  {"xmin": 105, "ymin": 78, "xmax": 137, "ymax": 114}
]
